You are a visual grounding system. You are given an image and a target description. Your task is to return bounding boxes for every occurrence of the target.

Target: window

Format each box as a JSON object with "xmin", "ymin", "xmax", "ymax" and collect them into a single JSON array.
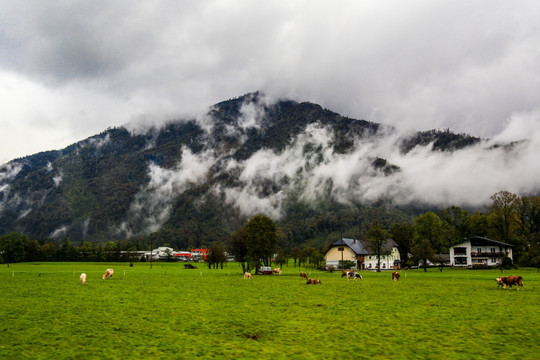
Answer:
[
  {"xmin": 490, "ymin": 248, "xmax": 496, "ymax": 253},
  {"xmin": 454, "ymin": 247, "xmax": 467, "ymax": 255},
  {"xmin": 368, "ymin": 263, "xmax": 372, "ymax": 268},
  {"xmin": 382, "ymin": 263, "xmax": 386, "ymax": 269},
  {"xmin": 491, "ymin": 258, "xmax": 497, "ymax": 263}
]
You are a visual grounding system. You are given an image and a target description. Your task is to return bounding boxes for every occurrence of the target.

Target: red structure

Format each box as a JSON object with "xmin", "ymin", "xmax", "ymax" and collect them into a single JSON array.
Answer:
[
  {"xmin": 173, "ymin": 251, "xmax": 192, "ymax": 261},
  {"xmin": 190, "ymin": 249, "xmax": 209, "ymax": 260}
]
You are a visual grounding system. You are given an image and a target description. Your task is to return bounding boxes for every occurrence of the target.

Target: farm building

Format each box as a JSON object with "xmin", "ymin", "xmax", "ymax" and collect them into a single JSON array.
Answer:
[
  {"xmin": 173, "ymin": 251, "xmax": 192, "ymax": 261},
  {"xmin": 190, "ymin": 249, "xmax": 209, "ymax": 261},
  {"xmin": 325, "ymin": 238, "xmax": 400, "ymax": 270},
  {"xmin": 121, "ymin": 248, "xmax": 202, "ymax": 261},
  {"xmin": 449, "ymin": 236, "xmax": 514, "ymax": 267}
]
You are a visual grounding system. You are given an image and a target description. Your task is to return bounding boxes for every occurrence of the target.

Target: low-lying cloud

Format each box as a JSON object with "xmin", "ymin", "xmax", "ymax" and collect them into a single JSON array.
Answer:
[
  {"xmin": 116, "ymin": 147, "xmax": 216, "ymax": 237},
  {"xmin": 208, "ymin": 105, "xmax": 540, "ymax": 217},
  {"xmin": 114, "ymin": 98, "xmax": 540, "ymax": 237}
]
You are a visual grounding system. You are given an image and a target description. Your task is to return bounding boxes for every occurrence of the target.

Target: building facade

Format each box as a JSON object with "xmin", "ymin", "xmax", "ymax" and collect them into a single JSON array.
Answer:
[
  {"xmin": 325, "ymin": 238, "xmax": 400, "ymax": 270},
  {"xmin": 364, "ymin": 245, "xmax": 401, "ymax": 270},
  {"xmin": 449, "ymin": 236, "xmax": 514, "ymax": 267}
]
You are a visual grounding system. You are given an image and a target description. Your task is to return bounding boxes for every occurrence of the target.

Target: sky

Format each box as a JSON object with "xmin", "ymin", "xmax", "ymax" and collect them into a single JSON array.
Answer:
[{"xmin": 1, "ymin": 1, "xmax": 540, "ymax": 165}]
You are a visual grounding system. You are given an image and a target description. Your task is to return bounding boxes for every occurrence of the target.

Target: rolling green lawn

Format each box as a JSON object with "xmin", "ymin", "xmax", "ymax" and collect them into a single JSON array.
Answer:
[{"xmin": 1, "ymin": 263, "xmax": 539, "ymax": 359}]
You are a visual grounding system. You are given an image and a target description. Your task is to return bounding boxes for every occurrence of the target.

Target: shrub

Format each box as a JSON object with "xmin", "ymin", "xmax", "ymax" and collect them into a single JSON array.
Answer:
[
  {"xmin": 338, "ymin": 260, "xmax": 355, "ymax": 269},
  {"xmin": 500, "ymin": 255, "xmax": 515, "ymax": 270}
]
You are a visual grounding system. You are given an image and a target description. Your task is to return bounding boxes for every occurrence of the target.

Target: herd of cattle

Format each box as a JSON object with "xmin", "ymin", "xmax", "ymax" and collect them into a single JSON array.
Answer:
[
  {"xmin": 79, "ymin": 267, "xmax": 524, "ymax": 290},
  {"xmin": 241, "ymin": 268, "xmax": 525, "ymax": 290}
]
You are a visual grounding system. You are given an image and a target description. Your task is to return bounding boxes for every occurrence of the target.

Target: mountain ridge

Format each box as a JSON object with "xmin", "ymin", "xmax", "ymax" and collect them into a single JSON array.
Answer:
[{"xmin": 0, "ymin": 92, "xmax": 503, "ymax": 248}]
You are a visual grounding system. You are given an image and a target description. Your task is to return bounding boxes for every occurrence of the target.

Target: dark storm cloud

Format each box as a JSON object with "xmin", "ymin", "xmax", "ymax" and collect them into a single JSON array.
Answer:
[{"xmin": 1, "ymin": 1, "xmax": 539, "ymax": 164}]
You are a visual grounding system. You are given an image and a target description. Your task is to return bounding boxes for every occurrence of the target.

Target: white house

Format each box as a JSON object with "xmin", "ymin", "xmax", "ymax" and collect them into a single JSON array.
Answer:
[
  {"xmin": 364, "ymin": 242, "xmax": 401, "ymax": 271},
  {"xmin": 137, "ymin": 247, "xmax": 175, "ymax": 260},
  {"xmin": 449, "ymin": 236, "xmax": 514, "ymax": 267},
  {"xmin": 325, "ymin": 238, "xmax": 400, "ymax": 270},
  {"xmin": 124, "ymin": 247, "xmax": 187, "ymax": 261}
]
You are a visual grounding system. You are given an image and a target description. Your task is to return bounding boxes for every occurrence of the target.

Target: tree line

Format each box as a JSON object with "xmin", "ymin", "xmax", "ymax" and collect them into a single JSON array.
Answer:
[
  {"xmin": 389, "ymin": 191, "xmax": 540, "ymax": 271},
  {"xmin": 0, "ymin": 235, "xmax": 141, "ymax": 265},
  {"xmin": 2, "ymin": 191, "xmax": 540, "ymax": 272}
]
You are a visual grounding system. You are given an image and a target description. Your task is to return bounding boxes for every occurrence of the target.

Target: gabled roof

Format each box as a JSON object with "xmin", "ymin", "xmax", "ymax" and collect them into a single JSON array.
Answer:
[
  {"xmin": 449, "ymin": 236, "xmax": 514, "ymax": 248},
  {"xmin": 331, "ymin": 238, "xmax": 368, "ymax": 255},
  {"xmin": 370, "ymin": 238, "xmax": 399, "ymax": 253},
  {"xmin": 329, "ymin": 238, "xmax": 398, "ymax": 255}
]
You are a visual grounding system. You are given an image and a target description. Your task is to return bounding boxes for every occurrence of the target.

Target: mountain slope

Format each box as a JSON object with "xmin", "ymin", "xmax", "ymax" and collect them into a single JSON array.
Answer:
[{"xmin": 0, "ymin": 92, "xmax": 496, "ymax": 247}]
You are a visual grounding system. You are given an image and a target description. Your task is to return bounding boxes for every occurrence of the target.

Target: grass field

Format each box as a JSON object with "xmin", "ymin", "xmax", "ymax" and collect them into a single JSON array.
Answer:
[{"xmin": 1, "ymin": 262, "xmax": 539, "ymax": 360}]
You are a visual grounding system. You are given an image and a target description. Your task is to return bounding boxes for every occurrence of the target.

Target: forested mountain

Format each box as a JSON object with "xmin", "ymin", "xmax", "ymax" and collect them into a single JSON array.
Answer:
[{"xmin": 0, "ymin": 92, "xmax": 503, "ymax": 250}]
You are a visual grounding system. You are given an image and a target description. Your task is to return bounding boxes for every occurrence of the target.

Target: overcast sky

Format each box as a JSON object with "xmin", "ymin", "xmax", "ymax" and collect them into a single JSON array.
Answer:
[{"xmin": 1, "ymin": 1, "xmax": 539, "ymax": 164}]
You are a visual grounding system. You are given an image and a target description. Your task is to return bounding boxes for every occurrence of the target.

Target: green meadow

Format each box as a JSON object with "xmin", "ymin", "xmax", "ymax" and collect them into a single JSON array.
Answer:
[{"xmin": 1, "ymin": 263, "xmax": 539, "ymax": 360}]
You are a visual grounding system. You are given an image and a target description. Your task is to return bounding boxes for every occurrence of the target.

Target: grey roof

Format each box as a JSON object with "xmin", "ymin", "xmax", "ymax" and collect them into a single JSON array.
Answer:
[
  {"xmin": 435, "ymin": 253, "xmax": 450, "ymax": 261},
  {"xmin": 331, "ymin": 238, "xmax": 368, "ymax": 255},
  {"xmin": 330, "ymin": 238, "xmax": 398, "ymax": 255},
  {"xmin": 450, "ymin": 236, "xmax": 514, "ymax": 248}
]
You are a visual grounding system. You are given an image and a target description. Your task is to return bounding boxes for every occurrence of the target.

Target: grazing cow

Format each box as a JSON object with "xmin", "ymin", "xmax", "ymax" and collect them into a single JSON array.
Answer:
[
  {"xmin": 306, "ymin": 278, "xmax": 321, "ymax": 284},
  {"xmin": 102, "ymin": 268, "xmax": 114, "ymax": 280},
  {"xmin": 272, "ymin": 268, "xmax": 282, "ymax": 275},
  {"xmin": 346, "ymin": 271, "xmax": 362, "ymax": 281},
  {"xmin": 499, "ymin": 275, "xmax": 523, "ymax": 290},
  {"xmin": 244, "ymin": 272, "xmax": 253, "ymax": 280},
  {"xmin": 392, "ymin": 272, "xmax": 400, "ymax": 281},
  {"xmin": 80, "ymin": 273, "xmax": 87, "ymax": 285},
  {"xmin": 300, "ymin": 272, "xmax": 308, "ymax": 280},
  {"xmin": 341, "ymin": 269, "xmax": 352, "ymax": 278}
]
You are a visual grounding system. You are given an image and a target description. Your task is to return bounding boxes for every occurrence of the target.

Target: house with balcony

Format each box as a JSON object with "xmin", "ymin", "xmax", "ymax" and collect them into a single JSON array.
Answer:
[{"xmin": 449, "ymin": 236, "xmax": 514, "ymax": 267}]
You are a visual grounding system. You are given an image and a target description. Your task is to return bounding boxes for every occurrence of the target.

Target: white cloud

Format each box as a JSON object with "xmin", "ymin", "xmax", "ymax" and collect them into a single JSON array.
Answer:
[
  {"xmin": 0, "ymin": 161, "xmax": 23, "ymax": 181},
  {"xmin": 50, "ymin": 225, "xmax": 67, "ymax": 240},
  {"xmin": 116, "ymin": 146, "xmax": 216, "ymax": 237},
  {"xmin": 209, "ymin": 109, "xmax": 540, "ymax": 217},
  {"xmin": 1, "ymin": 1, "xmax": 539, "ymax": 164}
]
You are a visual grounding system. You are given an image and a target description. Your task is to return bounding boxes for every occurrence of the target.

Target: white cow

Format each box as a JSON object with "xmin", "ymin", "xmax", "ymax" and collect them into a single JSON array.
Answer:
[{"xmin": 80, "ymin": 273, "xmax": 87, "ymax": 285}]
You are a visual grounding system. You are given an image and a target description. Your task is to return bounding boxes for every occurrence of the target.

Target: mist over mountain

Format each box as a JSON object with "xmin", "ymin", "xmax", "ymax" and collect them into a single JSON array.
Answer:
[{"xmin": 0, "ymin": 92, "xmax": 538, "ymax": 248}]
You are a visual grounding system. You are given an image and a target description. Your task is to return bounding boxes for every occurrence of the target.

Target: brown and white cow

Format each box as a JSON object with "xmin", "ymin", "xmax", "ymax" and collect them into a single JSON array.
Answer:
[
  {"xmin": 392, "ymin": 272, "xmax": 400, "ymax": 281},
  {"xmin": 306, "ymin": 278, "xmax": 321, "ymax": 284},
  {"xmin": 244, "ymin": 272, "xmax": 253, "ymax": 279},
  {"xmin": 300, "ymin": 272, "xmax": 308, "ymax": 280},
  {"xmin": 102, "ymin": 268, "xmax": 114, "ymax": 280},
  {"xmin": 497, "ymin": 275, "xmax": 523, "ymax": 290},
  {"xmin": 272, "ymin": 268, "xmax": 282, "ymax": 275}
]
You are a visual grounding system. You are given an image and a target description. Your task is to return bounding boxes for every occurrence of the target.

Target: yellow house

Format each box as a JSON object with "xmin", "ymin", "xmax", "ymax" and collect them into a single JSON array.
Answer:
[{"xmin": 325, "ymin": 238, "xmax": 400, "ymax": 270}]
